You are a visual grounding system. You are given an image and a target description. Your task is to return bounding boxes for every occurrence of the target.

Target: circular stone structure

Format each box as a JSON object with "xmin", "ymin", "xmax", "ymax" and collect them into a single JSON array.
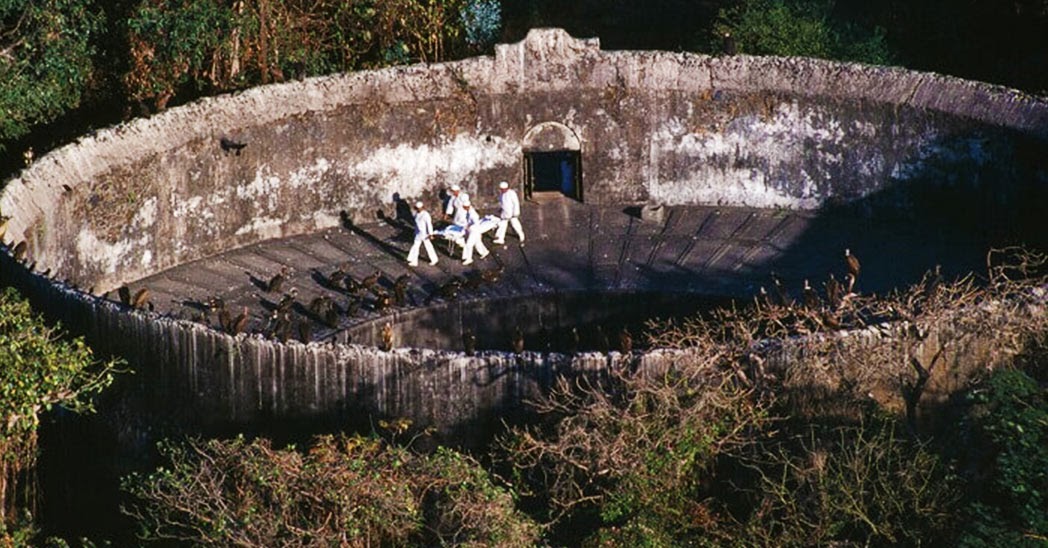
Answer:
[{"xmin": 2, "ymin": 29, "xmax": 1047, "ymax": 438}]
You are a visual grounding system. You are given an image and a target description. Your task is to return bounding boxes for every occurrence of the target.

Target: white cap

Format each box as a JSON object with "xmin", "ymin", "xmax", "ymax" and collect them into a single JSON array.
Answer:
[
  {"xmin": 414, "ymin": 201, "xmax": 424, "ymax": 209},
  {"xmin": 450, "ymin": 184, "xmax": 461, "ymax": 192},
  {"xmin": 498, "ymin": 181, "xmax": 509, "ymax": 190}
]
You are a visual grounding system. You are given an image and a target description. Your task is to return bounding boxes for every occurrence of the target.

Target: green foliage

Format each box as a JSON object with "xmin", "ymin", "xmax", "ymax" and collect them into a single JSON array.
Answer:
[
  {"xmin": 124, "ymin": 0, "xmax": 234, "ymax": 107},
  {"xmin": 0, "ymin": 0, "xmax": 100, "ymax": 148},
  {"xmin": 123, "ymin": 0, "xmax": 475, "ymax": 110},
  {"xmin": 122, "ymin": 434, "xmax": 539, "ymax": 546},
  {"xmin": 958, "ymin": 368, "xmax": 1048, "ymax": 547},
  {"xmin": 461, "ymin": 0, "xmax": 501, "ymax": 48},
  {"xmin": 713, "ymin": 0, "xmax": 894, "ymax": 65},
  {"xmin": 0, "ymin": 286, "xmax": 120, "ymax": 436},
  {"xmin": 0, "ymin": 286, "xmax": 122, "ymax": 534}
]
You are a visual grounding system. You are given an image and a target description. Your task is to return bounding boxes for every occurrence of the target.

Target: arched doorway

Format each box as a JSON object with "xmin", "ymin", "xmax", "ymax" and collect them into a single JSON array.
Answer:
[{"xmin": 521, "ymin": 122, "xmax": 583, "ymax": 201}]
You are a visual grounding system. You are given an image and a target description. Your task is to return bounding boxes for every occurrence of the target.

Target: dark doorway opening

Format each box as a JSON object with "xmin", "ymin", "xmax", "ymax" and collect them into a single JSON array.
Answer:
[{"xmin": 524, "ymin": 150, "xmax": 582, "ymax": 201}]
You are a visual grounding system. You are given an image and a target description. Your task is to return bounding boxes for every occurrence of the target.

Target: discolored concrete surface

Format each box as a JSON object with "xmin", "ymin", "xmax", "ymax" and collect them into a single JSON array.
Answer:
[{"xmin": 131, "ymin": 192, "xmax": 998, "ymax": 349}]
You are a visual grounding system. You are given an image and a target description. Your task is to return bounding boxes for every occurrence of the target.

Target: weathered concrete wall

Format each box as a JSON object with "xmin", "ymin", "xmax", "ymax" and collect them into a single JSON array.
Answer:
[
  {"xmin": 2, "ymin": 28, "xmax": 1047, "ymax": 439},
  {"xmin": 3, "ymin": 28, "xmax": 1046, "ymax": 294}
]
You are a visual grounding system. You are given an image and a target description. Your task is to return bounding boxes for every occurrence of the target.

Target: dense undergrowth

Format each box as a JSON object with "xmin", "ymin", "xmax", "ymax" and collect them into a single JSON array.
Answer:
[{"xmin": 112, "ymin": 250, "xmax": 1048, "ymax": 546}]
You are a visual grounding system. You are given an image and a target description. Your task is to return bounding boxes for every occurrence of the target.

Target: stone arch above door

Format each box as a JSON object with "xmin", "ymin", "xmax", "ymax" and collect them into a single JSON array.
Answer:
[{"xmin": 522, "ymin": 122, "xmax": 582, "ymax": 152}]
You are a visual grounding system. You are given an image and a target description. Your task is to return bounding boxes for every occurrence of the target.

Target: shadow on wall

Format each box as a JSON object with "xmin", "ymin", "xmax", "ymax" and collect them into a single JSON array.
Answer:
[{"xmin": 758, "ymin": 128, "xmax": 1048, "ymax": 300}]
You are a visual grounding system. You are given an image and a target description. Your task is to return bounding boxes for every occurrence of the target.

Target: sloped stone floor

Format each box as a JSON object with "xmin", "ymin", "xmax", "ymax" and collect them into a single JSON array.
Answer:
[{"xmin": 132, "ymin": 193, "xmax": 997, "ymax": 344}]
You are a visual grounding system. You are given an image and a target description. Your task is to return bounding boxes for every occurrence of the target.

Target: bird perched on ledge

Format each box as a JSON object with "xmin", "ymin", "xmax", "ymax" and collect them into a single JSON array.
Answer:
[
  {"xmin": 381, "ymin": 322, "xmax": 394, "ymax": 351},
  {"xmin": 266, "ymin": 266, "xmax": 289, "ymax": 293},
  {"xmin": 511, "ymin": 326, "xmax": 525, "ymax": 355},
  {"xmin": 618, "ymin": 326, "xmax": 633, "ymax": 354},
  {"xmin": 393, "ymin": 274, "xmax": 410, "ymax": 306},
  {"xmin": 802, "ymin": 279, "xmax": 820, "ymax": 310},
  {"xmin": 462, "ymin": 328, "xmax": 477, "ymax": 356},
  {"xmin": 844, "ymin": 248, "xmax": 861, "ymax": 292}
]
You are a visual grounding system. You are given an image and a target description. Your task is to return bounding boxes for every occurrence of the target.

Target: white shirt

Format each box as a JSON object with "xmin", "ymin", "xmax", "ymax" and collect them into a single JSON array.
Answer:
[
  {"xmin": 446, "ymin": 191, "xmax": 471, "ymax": 226},
  {"xmin": 463, "ymin": 207, "xmax": 481, "ymax": 232},
  {"xmin": 499, "ymin": 189, "xmax": 521, "ymax": 219},
  {"xmin": 414, "ymin": 209, "xmax": 434, "ymax": 237}
]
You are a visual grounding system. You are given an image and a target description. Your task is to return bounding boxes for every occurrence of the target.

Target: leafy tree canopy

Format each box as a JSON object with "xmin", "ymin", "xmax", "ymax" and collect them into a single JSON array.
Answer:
[
  {"xmin": 713, "ymin": 0, "xmax": 894, "ymax": 65},
  {"xmin": 0, "ymin": 0, "xmax": 100, "ymax": 149}
]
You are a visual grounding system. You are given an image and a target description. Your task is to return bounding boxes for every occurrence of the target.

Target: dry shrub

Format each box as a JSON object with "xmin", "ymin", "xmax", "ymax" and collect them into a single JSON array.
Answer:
[
  {"xmin": 501, "ymin": 247, "xmax": 1047, "ymax": 545},
  {"xmin": 122, "ymin": 433, "xmax": 539, "ymax": 547}
]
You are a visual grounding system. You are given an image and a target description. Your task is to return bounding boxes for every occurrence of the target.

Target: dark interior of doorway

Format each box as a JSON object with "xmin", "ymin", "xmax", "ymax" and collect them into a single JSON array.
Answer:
[{"xmin": 525, "ymin": 150, "xmax": 582, "ymax": 201}]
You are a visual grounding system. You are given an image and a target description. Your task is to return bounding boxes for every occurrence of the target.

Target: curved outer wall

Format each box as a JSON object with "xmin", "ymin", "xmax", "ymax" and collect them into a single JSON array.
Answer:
[{"xmin": 1, "ymin": 28, "xmax": 1047, "ymax": 434}]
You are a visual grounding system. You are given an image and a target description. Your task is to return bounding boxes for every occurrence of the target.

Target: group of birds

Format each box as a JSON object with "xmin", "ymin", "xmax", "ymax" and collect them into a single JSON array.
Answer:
[
  {"xmin": 257, "ymin": 265, "xmax": 413, "ymax": 343},
  {"xmin": 756, "ymin": 248, "xmax": 862, "ymax": 329}
]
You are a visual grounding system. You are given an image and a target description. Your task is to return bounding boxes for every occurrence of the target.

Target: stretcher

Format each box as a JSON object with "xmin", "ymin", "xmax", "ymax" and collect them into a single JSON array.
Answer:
[
  {"xmin": 436, "ymin": 224, "xmax": 466, "ymax": 254},
  {"xmin": 436, "ymin": 216, "xmax": 500, "ymax": 254}
]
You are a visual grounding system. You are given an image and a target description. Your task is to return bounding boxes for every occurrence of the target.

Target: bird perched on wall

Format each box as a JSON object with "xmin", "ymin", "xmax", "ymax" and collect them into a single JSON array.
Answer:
[
  {"xmin": 462, "ymin": 328, "xmax": 477, "ymax": 356},
  {"xmin": 343, "ymin": 273, "xmax": 362, "ymax": 295},
  {"xmin": 276, "ymin": 290, "xmax": 296, "ymax": 315},
  {"xmin": 309, "ymin": 295, "xmax": 340, "ymax": 328},
  {"xmin": 802, "ymin": 279, "xmax": 820, "ymax": 310},
  {"xmin": 511, "ymin": 326, "xmax": 525, "ymax": 355},
  {"xmin": 218, "ymin": 306, "xmax": 233, "ymax": 333},
  {"xmin": 229, "ymin": 306, "xmax": 250, "ymax": 335},
  {"xmin": 117, "ymin": 285, "xmax": 132, "ymax": 306},
  {"xmin": 132, "ymin": 287, "xmax": 151, "ymax": 310},
  {"xmin": 327, "ymin": 266, "xmax": 347, "ymax": 288},
  {"xmin": 297, "ymin": 320, "xmax": 312, "ymax": 343},
  {"xmin": 721, "ymin": 30, "xmax": 737, "ymax": 55},
  {"xmin": 926, "ymin": 264, "xmax": 943, "ymax": 299},
  {"xmin": 361, "ymin": 271, "xmax": 382, "ymax": 293},
  {"xmin": 373, "ymin": 290, "xmax": 392, "ymax": 313},
  {"xmin": 267, "ymin": 310, "xmax": 292, "ymax": 342},
  {"xmin": 824, "ymin": 273, "xmax": 842, "ymax": 309},
  {"xmin": 12, "ymin": 241, "xmax": 27, "ymax": 263},
  {"xmin": 565, "ymin": 326, "xmax": 580, "ymax": 354},
  {"xmin": 770, "ymin": 272, "xmax": 791, "ymax": 308},
  {"xmin": 393, "ymin": 275, "xmax": 410, "ymax": 307},
  {"xmin": 344, "ymin": 296, "xmax": 361, "ymax": 318},
  {"xmin": 219, "ymin": 137, "xmax": 247, "ymax": 156},
  {"xmin": 618, "ymin": 327, "xmax": 633, "ymax": 355},
  {"xmin": 381, "ymin": 322, "xmax": 394, "ymax": 351},
  {"xmin": 844, "ymin": 248, "xmax": 861, "ymax": 290},
  {"xmin": 266, "ymin": 266, "xmax": 289, "ymax": 293}
]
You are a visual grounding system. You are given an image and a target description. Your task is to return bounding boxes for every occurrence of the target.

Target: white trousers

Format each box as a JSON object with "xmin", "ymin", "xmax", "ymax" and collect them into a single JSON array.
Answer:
[
  {"xmin": 407, "ymin": 234, "xmax": 437, "ymax": 264},
  {"xmin": 463, "ymin": 230, "xmax": 489, "ymax": 262},
  {"xmin": 495, "ymin": 217, "xmax": 525, "ymax": 242}
]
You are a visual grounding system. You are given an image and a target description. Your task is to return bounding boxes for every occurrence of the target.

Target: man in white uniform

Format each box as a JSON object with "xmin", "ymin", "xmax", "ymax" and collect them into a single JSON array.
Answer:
[
  {"xmin": 444, "ymin": 184, "xmax": 471, "ymax": 227},
  {"xmin": 407, "ymin": 201, "xmax": 438, "ymax": 267},
  {"xmin": 493, "ymin": 181, "xmax": 525, "ymax": 245},
  {"xmin": 461, "ymin": 199, "xmax": 490, "ymax": 266}
]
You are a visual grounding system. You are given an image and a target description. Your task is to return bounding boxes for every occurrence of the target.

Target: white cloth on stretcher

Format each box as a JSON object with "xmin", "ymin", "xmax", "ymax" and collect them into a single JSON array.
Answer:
[
  {"xmin": 475, "ymin": 215, "xmax": 500, "ymax": 234},
  {"xmin": 436, "ymin": 216, "xmax": 499, "ymax": 241},
  {"xmin": 437, "ymin": 224, "xmax": 466, "ymax": 242}
]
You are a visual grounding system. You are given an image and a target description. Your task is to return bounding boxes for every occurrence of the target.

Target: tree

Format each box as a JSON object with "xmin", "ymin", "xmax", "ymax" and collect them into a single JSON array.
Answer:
[
  {"xmin": 0, "ymin": 0, "xmax": 100, "ymax": 150},
  {"xmin": 0, "ymin": 287, "xmax": 122, "ymax": 538},
  {"xmin": 712, "ymin": 0, "xmax": 894, "ymax": 65},
  {"xmin": 123, "ymin": 0, "xmax": 478, "ymax": 111}
]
